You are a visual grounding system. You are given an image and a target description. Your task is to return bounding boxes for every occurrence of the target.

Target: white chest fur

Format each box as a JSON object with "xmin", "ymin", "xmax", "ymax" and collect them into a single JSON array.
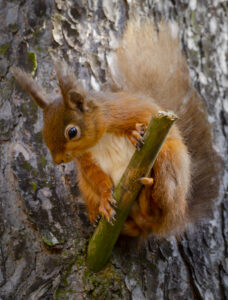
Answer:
[{"xmin": 89, "ymin": 133, "xmax": 135, "ymax": 186}]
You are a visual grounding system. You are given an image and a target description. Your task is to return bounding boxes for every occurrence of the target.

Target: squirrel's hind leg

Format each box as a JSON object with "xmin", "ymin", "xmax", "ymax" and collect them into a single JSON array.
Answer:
[{"xmin": 123, "ymin": 136, "xmax": 191, "ymax": 237}]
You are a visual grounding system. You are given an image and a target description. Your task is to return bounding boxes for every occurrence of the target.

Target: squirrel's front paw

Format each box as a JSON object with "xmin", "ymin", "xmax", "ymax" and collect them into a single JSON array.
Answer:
[
  {"xmin": 128, "ymin": 123, "xmax": 147, "ymax": 150},
  {"xmin": 99, "ymin": 191, "xmax": 116, "ymax": 223}
]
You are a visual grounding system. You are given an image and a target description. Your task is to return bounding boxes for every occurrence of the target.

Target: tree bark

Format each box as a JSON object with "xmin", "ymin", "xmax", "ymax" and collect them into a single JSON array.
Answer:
[{"xmin": 0, "ymin": 0, "xmax": 227, "ymax": 299}]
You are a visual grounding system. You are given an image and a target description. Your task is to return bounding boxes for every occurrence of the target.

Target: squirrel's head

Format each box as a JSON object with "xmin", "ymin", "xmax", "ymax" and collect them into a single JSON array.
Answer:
[{"xmin": 11, "ymin": 61, "xmax": 103, "ymax": 164}]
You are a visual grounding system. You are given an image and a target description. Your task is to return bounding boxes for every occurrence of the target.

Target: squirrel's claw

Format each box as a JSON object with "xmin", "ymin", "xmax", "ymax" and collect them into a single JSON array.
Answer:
[
  {"xmin": 94, "ymin": 215, "xmax": 100, "ymax": 224},
  {"xmin": 109, "ymin": 214, "xmax": 116, "ymax": 225},
  {"xmin": 108, "ymin": 194, "xmax": 117, "ymax": 206},
  {"xmin": 89, "ymin": 212, "xmax": 98, "ymax": 223}
]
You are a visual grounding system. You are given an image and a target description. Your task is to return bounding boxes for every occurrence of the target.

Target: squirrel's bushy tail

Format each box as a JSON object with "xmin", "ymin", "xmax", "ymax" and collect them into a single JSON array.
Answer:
[
  {"xmin": 113, "ymin": 20, "xmax": 220, "ymax": 224},
  {"xmin": 114, "ymin": 21, "xmax": 190, "ymax": 111}
]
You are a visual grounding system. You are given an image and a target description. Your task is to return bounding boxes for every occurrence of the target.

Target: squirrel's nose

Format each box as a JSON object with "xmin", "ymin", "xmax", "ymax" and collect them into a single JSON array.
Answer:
[
  {"xmin": 52, "ymin": 153, "xmax": 64, "ymax": 164},
  {"xmin": 54, "ymin": 158, "xmax": 64, "ymax": 164}
]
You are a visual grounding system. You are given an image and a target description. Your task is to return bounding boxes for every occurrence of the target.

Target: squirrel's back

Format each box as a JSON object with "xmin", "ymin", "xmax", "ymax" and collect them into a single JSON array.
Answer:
[{"xmin": 112, "ymin": 20, "xmax": 220, "ymax": 224}]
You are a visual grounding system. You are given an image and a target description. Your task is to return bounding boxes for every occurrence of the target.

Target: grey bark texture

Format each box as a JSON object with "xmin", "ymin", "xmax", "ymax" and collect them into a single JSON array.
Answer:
[{"xmin": 0, "ymin": 0, "xmax": 227, "ymax": 299}]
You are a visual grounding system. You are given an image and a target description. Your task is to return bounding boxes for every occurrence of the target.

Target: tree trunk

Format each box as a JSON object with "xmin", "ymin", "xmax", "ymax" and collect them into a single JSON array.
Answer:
[{"xmin": 0, "ymin": 0, "xmax": 227, "ymax": 299}]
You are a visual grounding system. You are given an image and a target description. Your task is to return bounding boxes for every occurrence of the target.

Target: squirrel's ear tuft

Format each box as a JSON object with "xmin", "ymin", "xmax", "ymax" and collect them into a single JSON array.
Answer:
[
  {"xmin": 53, "ymin": 60, "xmax": 87, "ymax": 111},
  {"xmin": 53, "ymin": 60, "xmax": 78, "ymax": 97},
  {"xmin": 11, "ymin": 67, "xmax": 48, "ymax": 109},
  {"xmin": 67, "ymin": 89, "xmax": 85, "ymax": 112}
]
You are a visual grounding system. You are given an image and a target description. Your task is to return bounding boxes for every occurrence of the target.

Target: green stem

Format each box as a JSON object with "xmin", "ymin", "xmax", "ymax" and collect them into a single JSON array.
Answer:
[{"xmin": 87, "ymin": 111, "xmax": 177, "ymax": 272}]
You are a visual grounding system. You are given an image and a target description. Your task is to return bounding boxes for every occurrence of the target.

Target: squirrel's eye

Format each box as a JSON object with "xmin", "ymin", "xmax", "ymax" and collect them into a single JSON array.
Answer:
[
  {"xmin": 65, "ymin": 125, "xmax": 81, "ymax": 141},
  {"xmin": 68, "ymin": 127, "xmax": 77, "ymax": 139}
]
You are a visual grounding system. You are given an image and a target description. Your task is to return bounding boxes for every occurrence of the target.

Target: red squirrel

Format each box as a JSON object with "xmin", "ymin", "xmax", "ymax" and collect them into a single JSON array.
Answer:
[{"xmin": 11, "ymin": 21, "xmax": 218, "ymax": 237}]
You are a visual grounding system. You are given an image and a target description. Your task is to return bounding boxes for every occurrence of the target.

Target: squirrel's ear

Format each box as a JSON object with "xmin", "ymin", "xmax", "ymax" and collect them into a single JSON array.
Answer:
[
  {"xmin": 11, "ymin": 67, "xmax": 48, "ymax": 109},
  {"xmin": 67, "ymin": 89, "xmax": 85, "ymax": 112}
]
